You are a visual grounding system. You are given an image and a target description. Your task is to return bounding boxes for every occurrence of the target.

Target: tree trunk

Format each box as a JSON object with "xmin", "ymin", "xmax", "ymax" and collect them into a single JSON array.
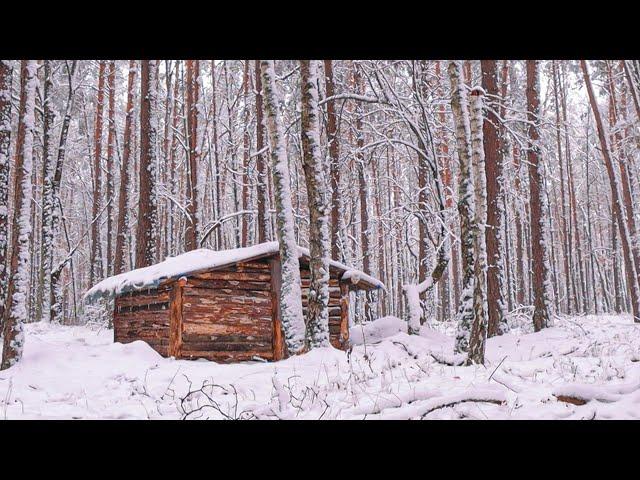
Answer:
[
  {"xmin": 260, "ymin": 60, "xmax": 306, "ymax": 354},
  {"xmin": 135, "ymin": 60, "xmax": 159, "ymax": 269},
  {"xmin": 105, "ymin": 61, "xmax": 116, "ymax": 277},
  {"xmin": 526, "ymin": 60, "xmax": 552, "ymax": 331},
  {"xmin": 210, "ymin": 60, "xmax": 223, "ymax": 249},
  {"xmin": 449, "ymin": 61, "xmax": 476, "ymax": 356},
  {"xmin": 241, "ymin": 60, "xmax": 250, "ymax": 247},
  {"xmin": 114, "ymin": 60, "xmax": 137, "ymax": 275},
  {"xmin": 581, "ymin": 60, "xmax": 640, "ymax": 322},
  {"xmin": 185, "ymin": 60, "xmax": 200, "ymax": 251},
  {"xmin": 481, "ymin": 60, "xmax": 507, "ymax": 337},
  {"xmin": 324, "ymin": 60, "xmax": 344, "ymax": 262},
  {"xmin": 0, "ymin": 60, "xmax": 12, "ymax": 326},
  {"xmin": 255, "ymin": 60, "xmax": 268, "ymax": 244},
  {"xmin": 299, "ymin": 60, "xmax": 331, "ymax": 348},
  {"xmin": 1, "ymin": 60, "xmax": 37, "ymax": 370},
  {"xmin": 90, "ymin": 61, "xmax": 106, "ymax": 285},
  {"xmin": 37, "ymin": 60, "xmax": 56, "ymax": 323},
  {"xmin": 468, "ymin": 87, "xmax": 488, "ymax": 365}
]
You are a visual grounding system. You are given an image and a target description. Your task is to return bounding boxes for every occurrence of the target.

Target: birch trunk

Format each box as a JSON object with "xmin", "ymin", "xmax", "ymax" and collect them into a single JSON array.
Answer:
[
  {"xmin": 449, "ymin": 61, "xmax": 476, "ymax": 356},
  {"xmin": 300, "ymin": 60, "xmax": 331, "ymax": 348},
  {"xmin": 260, "ymin": 60, "xmax": 306, "ymax": 354}
]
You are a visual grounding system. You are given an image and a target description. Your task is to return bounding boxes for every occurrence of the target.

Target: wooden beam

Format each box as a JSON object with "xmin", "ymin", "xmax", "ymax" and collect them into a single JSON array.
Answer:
[
  {"xmin": 269, "ymin": 258, "xmax": 286, "ymax": 360},
  {"xmin": 168, "ymin": 278, "xmax": 186, "ymax": 358},
  {"xmin": 339, "ymin": 282, "xmax": 350, "ymax": 350}
]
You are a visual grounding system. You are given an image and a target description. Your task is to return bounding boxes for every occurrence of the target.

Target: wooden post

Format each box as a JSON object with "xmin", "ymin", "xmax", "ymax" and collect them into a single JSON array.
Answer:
[
  {"xmin": 340, "ymin": 283, "xmax": 350, "ymax": 348},
  {"xmin": 169, "ymin": 278, "xmax": 186, "ymax": 358},
  {"xmin": 270, "ymin": 258, "xmax": 286, "ymax": 360}
]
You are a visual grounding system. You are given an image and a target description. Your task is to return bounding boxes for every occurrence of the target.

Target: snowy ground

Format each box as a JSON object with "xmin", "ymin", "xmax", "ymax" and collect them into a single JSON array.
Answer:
[{"xmin": 1, "ymin": 314, "xmax": 639, "ymax": 419}]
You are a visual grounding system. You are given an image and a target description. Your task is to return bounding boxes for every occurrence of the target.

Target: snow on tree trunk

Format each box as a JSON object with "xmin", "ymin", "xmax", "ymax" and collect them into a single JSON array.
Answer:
[
  {"xmin": 135, "ymin": 60, "xmax": 159, "ymax": 269},
  {"xmin": 38, "ymin": 60, "xmax": 56, "ymax": 323},
  {"xmin": 449, "ymin": 61, "xmax": 476, "ymax": 357},
  {"xmin": 0, "ymin": 60, "xmax": 12, "ymax": 326},
  {"xmin": 1, "ymin": 60, "xmax": 37, "ymax": 370},
  {"xmin": 526, "ymin": 60, "xmax": 553, "ymax": 332},
  {"xmin": 90, "ymin": 61, "xmax": 106, "ymax": 285},
  {"xmin": 481, "ymin": 60, "xmax": 508, "ymax": 337},
  {"xmin": 324, "ymin": 60, "xmax": 346, "ymax": 263},
  {"xmin": 468, "ymin": 87, "xmax": 488, "ymax": 365},
  {"xmin": 299, "ymin": 60, "xmax": 331, "ymax": 348},
  {"xmin": 105, "ymin": 61, "xmax": 116, "ymax": 277},
  {"xmin": 254, "ymin": 60, "xmax": 269, "ymax": 243},
  {"xmin": 260, "ymin": 60, "xmax": 306, "ymax": 354},
  {"xmin": 114, "ymin": 60, "xmax": 137, "ymax": 275},
  {"xmin": 185, "ymin": 60, "xmax": 200, "ymax": 252}
]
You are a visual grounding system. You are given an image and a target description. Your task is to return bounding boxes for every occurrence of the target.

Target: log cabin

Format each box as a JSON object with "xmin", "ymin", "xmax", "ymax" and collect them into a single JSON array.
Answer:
[{"xmin": 85, "ymin": 242, "xmax": 384, "ymax": 363}]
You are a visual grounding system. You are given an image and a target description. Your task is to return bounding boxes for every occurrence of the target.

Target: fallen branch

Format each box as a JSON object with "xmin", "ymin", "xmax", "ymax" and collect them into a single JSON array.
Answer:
[
  {"xmin": 416, "ymin": 389, "xmax": 506, "ymax": 419},
  {"xmin": 430, "ymin": 351, "xmax": 467, "ymax": 366}
]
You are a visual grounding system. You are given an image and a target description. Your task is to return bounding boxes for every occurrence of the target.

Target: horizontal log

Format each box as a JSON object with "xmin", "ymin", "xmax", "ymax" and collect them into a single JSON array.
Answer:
[
  {"xmin": 182, "ymin": 333, "xmax": 271, "ymax": 344},
  {"xmin": 185, "ymin": 279, "xmax": 271, "ymax": 292},
  {"xmin": 183, "ymin": 306, "xmax": 271, "ymax": 319},
  {"xmin": 227, "ymin": 261, "xmax": 271, "ymax": 272},
  {"xmin": 116, "ymin": 325, "xmax": 169, "ymax": 336},
  {"xmin": 114, "ymin": 312, "xmax": 170, "ymax": 325},
  {"xmin": 188, "ymin": 271, "xmax": 271, "ymax": 282},
  {"xmin": 116, "ymin": 336, "xmax": 170, "ymax": 348},
  {"xmin": 118, "ymin": 285, "xmax": 171, "ymax": 298},
  {"xmin": 116, "ymin": 329, "xmax": 169, "ymax": 341},
  {"xmin": 181, "ymin": 341, "xmax": 273, "ymax": 352},
  {"xmin": 116, "ymin": 290, "xmax": 171, "ymax": 306},
  {"xmin": 115, "ymin": 312, "xmax": 169, "ymax": 323},
  {"xmin": 299, "ymin": 268, "xmax": 344, "ymax": 279},
  {"xmin": 184, "ymin": 303, "xmax": 271, "ymax": 317},
  {"xmin": 184, "ymin": 292, "xmax": 271, "ymax": 306},
  {"xmin": 117, "ymin": 302, "xmax": 169, "ymax": 314},
  {"xmin": 182, "ymin": 321, "xmax": 271, "ymax": 337},
  {"xmin": 180, "ymin": 350, "xmax": 274, "ymax": 363}
]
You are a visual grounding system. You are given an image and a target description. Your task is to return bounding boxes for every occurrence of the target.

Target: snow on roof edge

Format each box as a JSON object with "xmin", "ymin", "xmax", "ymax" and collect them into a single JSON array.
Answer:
[{"xmin": 84, "ymin": 241, "xmax": 385, "ymax": 302}]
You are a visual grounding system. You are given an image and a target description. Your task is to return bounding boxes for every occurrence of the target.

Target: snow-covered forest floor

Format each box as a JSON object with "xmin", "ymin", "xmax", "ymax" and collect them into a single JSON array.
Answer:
[{"xmin": 1, "ymin": 314, "xmax": 639, "ymax": 419}]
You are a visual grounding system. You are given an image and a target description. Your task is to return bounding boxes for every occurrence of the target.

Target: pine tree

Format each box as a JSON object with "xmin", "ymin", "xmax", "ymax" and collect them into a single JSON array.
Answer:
[
  {"xmin": 135, "ymin": 60, "xmax": 159, "ymax": 269},
  {"xmin": 37, "ymin": 60, "xmax": 56, "ymax": 323},
  {"xmin": 526, "ymin": 60, "xmax": 553, "ymax": 331},
  {"xmin": 299, "ymin": 60, "xmax": 331, "ymax": 348},
  {"xmin": 324, "ymin": 59, "xmax": 344, "ymax": 262},
  {"xmin": 254, "ymin": 60, "xmax": 268, "ymax": 243},
  {"xmin": 114, "ymin": 61, "xmax": 137, "ymax": 275},
  {"xmin": 90, "ymin": 61, "xmax": 106, "ymax": 285},
  {"xmin": 0, "ymin": 60, "xmax": 13, "ymax": 326},
  {"xmin": 105, "ymin": 60, "xmax": 116, "ymax": 276},
  {"xmin": 260, "ymin": 60, "xmax": 306, "ymax": 354},
  {"xmin": 1, "ymin": 60, "xmax": 37, "ymax": 370},
  {"xmin": 185, "ymin": 60, "xmax": 200, "ymax": 252},
  {"xmin": 481, "ymin": 60, "xmax": 507, "ymax": 336}
]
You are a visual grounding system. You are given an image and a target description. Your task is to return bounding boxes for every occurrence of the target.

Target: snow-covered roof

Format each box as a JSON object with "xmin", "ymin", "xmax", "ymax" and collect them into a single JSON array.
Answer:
[{"xmin": 84, "ymin": 241, "xmax": 385, "ymax": 301}]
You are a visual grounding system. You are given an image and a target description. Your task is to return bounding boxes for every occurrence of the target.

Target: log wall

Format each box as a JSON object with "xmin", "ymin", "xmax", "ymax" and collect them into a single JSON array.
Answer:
[
  {"xmin": 180, "ymin": 261, "xmax": 275, "ymax": 362},
  {"xmin": 114, "ymin": 285, "xmax": 171, "ymax": 356},
  {"xmin": 113, "ymin": 257, "xmax": 352, "ymax": 363}
]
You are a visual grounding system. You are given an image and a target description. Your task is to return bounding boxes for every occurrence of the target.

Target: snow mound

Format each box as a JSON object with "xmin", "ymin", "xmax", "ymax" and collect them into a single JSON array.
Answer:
[
  {"xmin": 108, "ymin": 340, "xmax": 165, "ymax": 363},
  {"xmin": 350, "ymin": 316, "xmax": 407, "ymax": 345}
]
